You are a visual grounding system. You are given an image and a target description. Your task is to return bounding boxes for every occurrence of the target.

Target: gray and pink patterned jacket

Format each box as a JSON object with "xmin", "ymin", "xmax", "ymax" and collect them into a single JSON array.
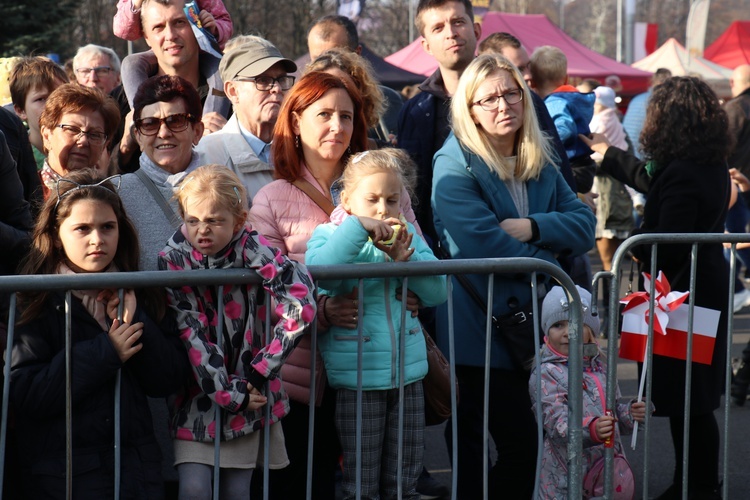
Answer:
[
  {"xmin": 158, "ymin": 225, "xmax": 315, "ymax": 442},
  {"xmin": 529, "ymin": 342, "xmax": 638, "ymax": 499}
]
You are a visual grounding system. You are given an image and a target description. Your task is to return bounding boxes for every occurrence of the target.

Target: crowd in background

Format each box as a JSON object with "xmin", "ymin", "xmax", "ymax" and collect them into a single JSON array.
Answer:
[{"xmin": 0, "ymin": 0, "xmax": 746, "ymax": 499}]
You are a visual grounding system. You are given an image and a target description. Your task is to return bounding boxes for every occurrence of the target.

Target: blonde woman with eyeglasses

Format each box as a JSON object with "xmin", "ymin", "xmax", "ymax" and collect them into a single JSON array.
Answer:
[{"xmin": 431, "ymin": 53, "xmax": 596, "ymax": 498}]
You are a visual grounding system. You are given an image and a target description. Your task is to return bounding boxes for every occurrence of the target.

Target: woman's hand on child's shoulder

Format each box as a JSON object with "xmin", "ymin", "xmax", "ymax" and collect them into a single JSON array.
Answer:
[
  {"xmin": 98, "ymin": 288, "xmax": 138, "ymax": 324},
  {"xmin": 108, "ymin": 318, "xmax": 144, "ymax": 363},
  {"xmin": 245, "ymin": 383, "xmax": 268, "ymax": 411}
]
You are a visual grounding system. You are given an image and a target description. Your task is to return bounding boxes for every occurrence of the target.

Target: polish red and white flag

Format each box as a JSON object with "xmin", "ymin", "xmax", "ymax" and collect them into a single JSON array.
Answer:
[{"xmin": 618, "ymin": 271, "xmax": 721, "ymax": 365}]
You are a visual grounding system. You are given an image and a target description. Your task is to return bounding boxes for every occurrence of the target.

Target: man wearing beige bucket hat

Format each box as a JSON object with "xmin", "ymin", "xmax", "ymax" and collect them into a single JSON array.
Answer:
[{"xmin": 197, "ymin": 36, "xmax": 297, "ymax": 201}]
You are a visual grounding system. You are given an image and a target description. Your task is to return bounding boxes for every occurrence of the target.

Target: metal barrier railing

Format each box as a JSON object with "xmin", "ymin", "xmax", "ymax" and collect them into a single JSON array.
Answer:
[
  {"xmin": 593, "ymin": 233, "xmax": 750, "ymax": 500},
  {"xmin": 0, "ymin": 257, "xmax": 585, "ymax": 499}
]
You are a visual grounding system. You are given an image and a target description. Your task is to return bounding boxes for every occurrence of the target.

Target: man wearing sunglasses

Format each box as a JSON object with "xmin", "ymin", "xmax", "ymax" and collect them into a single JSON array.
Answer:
[{"xmin": 197, "ymin": 37, "xmax": 297, "ymax": 201}]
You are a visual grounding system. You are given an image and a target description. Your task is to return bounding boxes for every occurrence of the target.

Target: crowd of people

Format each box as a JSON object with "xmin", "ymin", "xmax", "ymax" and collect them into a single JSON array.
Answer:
[{"xmin": 0, "ymin": 0, "xmax": 743, "ymax": 499}]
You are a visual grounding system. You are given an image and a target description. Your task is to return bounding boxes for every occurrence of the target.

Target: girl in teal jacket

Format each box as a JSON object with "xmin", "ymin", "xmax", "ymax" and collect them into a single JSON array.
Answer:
[{"xmin": 306, "ymin": 149, "xmax": 446, "ymax": 500}]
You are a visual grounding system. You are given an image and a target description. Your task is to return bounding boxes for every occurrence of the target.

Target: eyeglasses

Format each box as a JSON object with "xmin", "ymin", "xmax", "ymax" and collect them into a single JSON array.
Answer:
[
  {"xmin": 472, "ymin": 89, "xmax": 524, "ymax": 111},
  {"xmin": 57, "ymin": 124, "xmax": 108, "ymax": 145},
  {"xmin": 75, "ymin": 66, "xmax": 113, "ymax": 77},
  {"xmin": 134, "ymin": 113, "xmax": 196, "ymax": 136},
  {"xmin": 55, "ymin": 174, "xmax": 122, "ymax": 210},
  {"xmin": 234, "ymin": 75, "xmax": 295, "ymax": 91}
]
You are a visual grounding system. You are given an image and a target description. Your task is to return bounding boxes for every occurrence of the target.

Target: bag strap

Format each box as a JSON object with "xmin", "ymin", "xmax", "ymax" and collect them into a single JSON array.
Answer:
[
  {"xmin": 292, "ymin": 178, "xmax": 335, "ymax": 216},
  {"xmin": 436, "ymin": 244, "xmax": 499, "ymax": 326},
  {"xmin": 135, "ymin": 168, "xmax": 181, "ymax": 230}
]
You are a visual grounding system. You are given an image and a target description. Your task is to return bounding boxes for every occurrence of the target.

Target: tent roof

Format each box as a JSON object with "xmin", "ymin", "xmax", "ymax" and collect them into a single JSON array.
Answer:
[
  {"xmin": 632, "ymin": 37, "xmax": 731, "ymax": 97},
  {"xmin": 385, "ymin": 12, "xmax": 652, "ymax": 95},
  {"xmin": 294, "ymin": 44, "xmax": 424, "ymax": 90},
  {"xmin": 704, "ymin": 21, "xmax": 750, "ymax": 69}
]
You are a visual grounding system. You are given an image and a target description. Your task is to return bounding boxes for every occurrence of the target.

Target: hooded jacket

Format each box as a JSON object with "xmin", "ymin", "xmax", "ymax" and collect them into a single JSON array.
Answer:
[
  {"xmin": 306, "ymin": 215, "xmax": 447, "ymax": 390},
  {"xmin": 157, "ymin": 225, "xmax": 315, "ymax": 442},
  {"xmin": 544, "ymin": 85, "xmax": 595, "ymax": 161},
  {"xmin": 530, "ymin": 343, "xmax": 638, "ymax": 499},
  {"xmin": 248, "ymin": 167, "xmax": 422, "ymax": 403}
]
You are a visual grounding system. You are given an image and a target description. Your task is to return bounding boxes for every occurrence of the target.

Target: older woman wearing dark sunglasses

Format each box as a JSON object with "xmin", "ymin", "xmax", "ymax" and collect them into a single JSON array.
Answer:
[
  {"xmin": 116, "ymin": 74, "xmax": 206, "ymax": 490},
  {"xmin": 119, "ymin": 74, "xmax": 205, "ymax": 272},
  {"xmin": 38, "ymin": 83, "xmax": 120, "ymax": 199}
]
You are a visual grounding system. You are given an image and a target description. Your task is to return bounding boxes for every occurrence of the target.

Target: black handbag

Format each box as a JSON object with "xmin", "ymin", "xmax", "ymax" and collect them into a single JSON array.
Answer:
[{"xmin": 454, "ymin": 273, "xmax": 542, "ymax": 371}]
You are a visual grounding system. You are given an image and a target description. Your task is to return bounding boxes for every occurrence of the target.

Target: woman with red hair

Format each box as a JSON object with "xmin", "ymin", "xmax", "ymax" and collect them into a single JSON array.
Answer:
[{"xmin": 248, "ymin": 71, "xmax": 419, "ymax": 498}]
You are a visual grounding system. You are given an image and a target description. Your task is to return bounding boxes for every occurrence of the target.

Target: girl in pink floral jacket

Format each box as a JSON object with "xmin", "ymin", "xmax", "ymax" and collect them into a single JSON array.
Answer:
[{"xmin": 157, "ymin": 165, "xmax": 315, "ymax": 498}]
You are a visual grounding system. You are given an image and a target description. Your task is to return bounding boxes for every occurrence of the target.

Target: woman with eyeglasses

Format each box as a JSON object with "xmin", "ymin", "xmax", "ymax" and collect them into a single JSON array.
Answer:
[
  {"xmin": 431, "ymin": 54, "xmax": 595, "ymax": 499},
  {"xmin": 38, "ymin": 83, "xmax": 120, "ymax": 199},
  {"xmin": 118, "ymin": 74, "xmax": 205, "ymax": 273}
]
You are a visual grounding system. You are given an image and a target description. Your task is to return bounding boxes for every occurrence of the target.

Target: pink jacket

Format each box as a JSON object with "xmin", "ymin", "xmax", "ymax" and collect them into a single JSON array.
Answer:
[
  {"xmin": 249, "ymin": 166, "xmax": 424, "ymax": 405},
  {"xmin": 113, "ymin": 0, "xmax": 233, "ymax": 49},
  {"xmin": 248, "ymin": 168, "xmax": 330, "ymax": 406}
]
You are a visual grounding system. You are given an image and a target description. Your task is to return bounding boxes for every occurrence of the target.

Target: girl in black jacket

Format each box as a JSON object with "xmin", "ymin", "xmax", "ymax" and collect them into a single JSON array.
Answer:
[{"xmin": 10, "ymin": 169, "xmax": 189, "ymax": 499}]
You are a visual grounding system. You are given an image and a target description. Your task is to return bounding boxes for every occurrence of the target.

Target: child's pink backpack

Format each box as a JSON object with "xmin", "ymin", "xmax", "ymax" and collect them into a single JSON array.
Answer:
[{"xmin": 582, "ymin": 453, "xmax": 635, "ymax": 499}]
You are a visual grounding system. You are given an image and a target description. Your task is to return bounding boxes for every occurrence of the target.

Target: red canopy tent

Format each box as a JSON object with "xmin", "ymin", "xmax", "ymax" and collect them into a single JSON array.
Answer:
[
  {"xmin": 704, "ymin": 21, "xmax": 750, "ymax": 69},
  {"xmin": 385, "ymin": 12, "xmax": 652, "ymax": 96}
]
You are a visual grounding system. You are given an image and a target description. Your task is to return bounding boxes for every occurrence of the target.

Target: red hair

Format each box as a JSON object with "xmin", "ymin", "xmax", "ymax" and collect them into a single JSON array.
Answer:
[{"xmin": 272, "ymin": 71, "xmax": 368, "ymax": 182}]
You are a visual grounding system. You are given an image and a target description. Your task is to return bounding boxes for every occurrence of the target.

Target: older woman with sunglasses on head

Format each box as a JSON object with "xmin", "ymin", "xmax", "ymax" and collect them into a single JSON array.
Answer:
[
  {"xmin": 38, "ymin": 83, "xmax": 120, "ymax": 199},
  {"xmin": 119, "ymin": 74, "xmax": 205, "ymax": 272}
]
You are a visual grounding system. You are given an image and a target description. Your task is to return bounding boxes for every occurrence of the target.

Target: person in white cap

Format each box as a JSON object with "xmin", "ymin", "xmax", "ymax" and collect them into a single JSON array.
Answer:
[{"xmin": 196, "ymin": 36, "xmax": 297, "ymax": 202}]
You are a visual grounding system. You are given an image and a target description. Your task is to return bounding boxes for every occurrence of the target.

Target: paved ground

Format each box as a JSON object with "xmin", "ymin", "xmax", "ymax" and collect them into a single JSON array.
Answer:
[{"xmin": 422, "ymin": 250, "xmax": 750, "ymax": 499}]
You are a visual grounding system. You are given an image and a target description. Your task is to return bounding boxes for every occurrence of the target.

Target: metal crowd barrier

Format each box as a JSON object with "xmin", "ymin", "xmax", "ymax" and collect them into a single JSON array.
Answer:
[
  {"xmin": 593, "ymin": 233, "xmax": 750, "ymax": 500},
  {"xmin": 0, "ymin": 257, "xmax": 585, "ymax": 499}
]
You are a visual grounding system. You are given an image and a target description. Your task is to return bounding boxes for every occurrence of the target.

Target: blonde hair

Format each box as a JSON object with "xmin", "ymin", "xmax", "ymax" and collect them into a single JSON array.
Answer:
[
  {"xmin": 341, "ymin": 148, "xmax": 416, "ymax": 201},
  {"xmin": 451, "ymin": 54, "xmax": 556, "ymax": 181},
  {"xmin": 175, "ymin": 165, "xmax": 248, "ymax": 222},
  {"xmin": 305, "ymin": 48, "xmax": 384, "ymax": 128},
  {"xmin": 530, "ymin": 45, "xmax": 567, "ymax": 88}
]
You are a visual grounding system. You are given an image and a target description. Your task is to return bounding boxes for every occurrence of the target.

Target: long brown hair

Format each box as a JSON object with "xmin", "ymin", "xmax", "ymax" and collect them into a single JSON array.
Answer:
[
  {"xmin": 17, "ymin": 169, "xmax": 140, "ymax": 324},
  {"xmin": 271, "ymin": 71, "xmax": 368, "ymax": 182}
]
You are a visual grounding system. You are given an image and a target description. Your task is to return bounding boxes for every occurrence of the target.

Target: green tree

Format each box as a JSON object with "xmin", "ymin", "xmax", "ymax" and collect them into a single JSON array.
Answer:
[{"xmin": 0, "ymin": 0, "xmax": 78, "ymax": 58}]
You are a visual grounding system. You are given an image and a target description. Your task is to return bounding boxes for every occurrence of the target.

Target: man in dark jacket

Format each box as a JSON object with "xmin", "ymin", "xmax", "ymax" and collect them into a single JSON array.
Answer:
[
  {"xmin": 398, "ymin": 5, "xmax": 575, "ymax": 246},
  {"xmin": 397, "ymin": 0, "xmax": 481, "ymax": 246}
]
